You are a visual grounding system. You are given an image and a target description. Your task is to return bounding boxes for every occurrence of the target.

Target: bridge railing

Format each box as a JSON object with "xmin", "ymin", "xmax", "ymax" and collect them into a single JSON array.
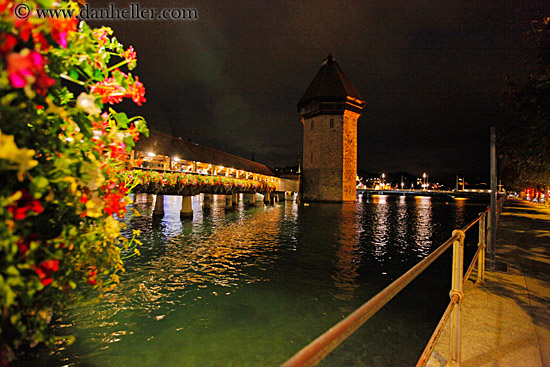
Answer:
[{"xmin": 280, "ymin": 198, "xmax": 506, "ymax": 367}]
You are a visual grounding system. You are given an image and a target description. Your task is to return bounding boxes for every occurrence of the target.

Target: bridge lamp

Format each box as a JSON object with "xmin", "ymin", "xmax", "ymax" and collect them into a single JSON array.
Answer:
[
  {"xmin": 147, "ymin": 152, "xmax": 155, "ymax": 157},
  {"xmin": 173, "ymin": 157, "xmax": 180, "ymax": 162}
]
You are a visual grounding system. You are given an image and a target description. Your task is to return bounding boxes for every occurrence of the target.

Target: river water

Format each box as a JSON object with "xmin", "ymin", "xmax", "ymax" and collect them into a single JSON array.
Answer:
[{"xmin": 35, "ymin": 194, "xmax": 487, "ymax": 367}]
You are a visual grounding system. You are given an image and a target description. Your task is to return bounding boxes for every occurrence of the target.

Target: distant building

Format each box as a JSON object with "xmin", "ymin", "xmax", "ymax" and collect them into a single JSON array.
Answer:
[{"xmin": 298, "ymin": 55, "xmax": 365, "ymax": 202}]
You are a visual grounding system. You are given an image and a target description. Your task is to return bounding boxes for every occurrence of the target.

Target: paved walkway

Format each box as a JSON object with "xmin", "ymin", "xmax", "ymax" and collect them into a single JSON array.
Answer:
[{"xmin": 427, "ymin": 198, "xmax": 550, "ymax": 367}]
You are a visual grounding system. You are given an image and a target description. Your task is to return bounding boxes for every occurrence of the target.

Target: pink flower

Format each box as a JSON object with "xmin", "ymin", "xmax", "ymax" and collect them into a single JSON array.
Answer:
[
  {"xmin": 92, "ymin": 27, "xmax": 113, "ymax": 46},
  {"xmin": 6, "ymin": 49, "xmax": 55, "ymax": 95},
  {"xmin": 128, "ymin": 76, "xmax": 146, "ymax": 106},
  {"xmin": 122, "ymin": 46, "xmax": 136, "ymax": 63}
]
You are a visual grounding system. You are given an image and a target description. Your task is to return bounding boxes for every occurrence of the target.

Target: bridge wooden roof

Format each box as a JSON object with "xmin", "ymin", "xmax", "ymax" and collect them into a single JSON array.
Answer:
[
  {"xmin": 135, "ymin": 130, "xmax": 275, "ymax": 176},
  {"xmin": 298, "ymin": 54, "xmax": 364, "ymax": 107}
]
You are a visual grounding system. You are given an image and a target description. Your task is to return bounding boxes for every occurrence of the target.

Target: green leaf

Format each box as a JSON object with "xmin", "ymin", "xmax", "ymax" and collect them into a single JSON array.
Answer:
[
  {"xmin": 94, "ymin": 68, "xmax": 105, "ymax": 82},
  {"xmin": 5, "ymin": 266, "xmax": 19, "ymax": 276},
  {"xmin": 69, "ymin": 69, "xmax": 79, "ymax": 81},
  {"xmin": 113, "ymin": 112, "xmax": 128, "ymax": 128},
  {"xmin": 30, "ymin": 176, "xmax": 49, "ymax": 197},
  {"xmin": 73, "ymin": 111, "xmax": 92, "ymax": 138}
]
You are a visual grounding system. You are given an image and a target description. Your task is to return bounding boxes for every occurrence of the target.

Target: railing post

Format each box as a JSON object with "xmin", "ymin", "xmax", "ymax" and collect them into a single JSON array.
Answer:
[
  {"xmin": 476, "ymin": 213, "xmax": 486, "ymax": 284},
  {"xmin": 449, "ymin": 229, "xmax": 465, "ymax": 366}
]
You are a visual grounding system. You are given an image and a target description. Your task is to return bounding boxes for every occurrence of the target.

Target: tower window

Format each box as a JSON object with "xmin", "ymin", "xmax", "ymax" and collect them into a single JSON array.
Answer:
[
  {"xmin": 330, "ymin": 118, "xmax": 334, "ymax": 128},
  {"xmin": 311, "ymin": 120, "xmax": 314, "ymax": 130},
  {"xmin": 310, "ymin": 152, "xmax": 313, "ymax": 163}
]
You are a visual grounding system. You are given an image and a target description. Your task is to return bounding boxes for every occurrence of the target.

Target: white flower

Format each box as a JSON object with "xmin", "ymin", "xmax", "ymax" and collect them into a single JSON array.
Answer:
[{"xmin": 77, "ymin": 92, "xmax": 101, "ymax": 115}]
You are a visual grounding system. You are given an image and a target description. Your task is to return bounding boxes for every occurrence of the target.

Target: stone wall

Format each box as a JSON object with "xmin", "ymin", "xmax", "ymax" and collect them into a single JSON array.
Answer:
[
  {"xmin": 342, "ymin": 111, "xmax": 360, "ymax": 201},
  {"xmin": 302, "ymin": 111, "xmax": 360, "ymax": 202}
]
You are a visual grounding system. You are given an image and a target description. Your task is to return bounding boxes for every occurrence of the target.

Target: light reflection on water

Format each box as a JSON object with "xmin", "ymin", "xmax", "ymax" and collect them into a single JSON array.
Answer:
[{"xmin": 38, "ymin": 194, "xmax": 486, "ymax": 367}]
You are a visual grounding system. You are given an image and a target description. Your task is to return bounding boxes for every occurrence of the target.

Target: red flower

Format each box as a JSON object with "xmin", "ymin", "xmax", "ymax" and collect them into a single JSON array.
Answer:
[
  {"xmin": 90, "ymin": 71, "xmax": 146, "ymax": 106},
  {"xmin": 89, "ymin": 77, "xmax": 125, "ymax": 105},
  {"xmin": 7, "ymin": 189, "xmax": 44, "ymax": 220},
  {"xmin": 108, "ymin": 141, "xmax": 127, "ymax": 160},
  {"xmin": 48, "ymin": 17, "xmax": 78, "ymax": 48},
  {"xmin": 36, "ymin": 259, "xmax": 59, "ymax": 286},
  {"xmin": 0, "ymin": 33, "xmax": 17, "ymax": 55},
  {"xmin": 16, "ymin": 234, "xmax": 38, "ymax": 255},
  {"xmin": 87, "ymin": 266, "xmax": 98, "ymax": 285},
  {"xmin": 32, "ymin": 32, "xmax": 50, "ymax": 51},
  {"xmin": 127, "ymin": 76, "xmax": 146, "ymax": 105},
  {"xmin": 79, "ymin": 193, "xmax": 89, "ymax": 204}
]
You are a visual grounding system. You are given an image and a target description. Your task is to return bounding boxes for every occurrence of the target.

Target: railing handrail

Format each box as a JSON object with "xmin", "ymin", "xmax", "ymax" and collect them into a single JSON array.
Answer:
[{"xmin": 281, "ymin": 205, "xmax": 496, "ymax": 367}]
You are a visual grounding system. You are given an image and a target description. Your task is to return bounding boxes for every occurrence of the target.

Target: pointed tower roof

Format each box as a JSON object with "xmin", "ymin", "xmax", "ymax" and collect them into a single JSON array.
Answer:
[{"xmin": 298, "ymin": 54, "xmax": 364, "ymax": 107}]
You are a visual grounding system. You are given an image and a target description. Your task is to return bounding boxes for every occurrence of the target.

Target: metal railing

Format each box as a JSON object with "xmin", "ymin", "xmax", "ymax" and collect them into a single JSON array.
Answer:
[{"xmin": 281, "ymin": 199, "xmax": 506, "ymax": 367}]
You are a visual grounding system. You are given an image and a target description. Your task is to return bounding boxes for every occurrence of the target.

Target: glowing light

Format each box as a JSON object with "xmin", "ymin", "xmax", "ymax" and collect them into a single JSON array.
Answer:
[
  {"xmin": 173, "ymin": 157, "xmax": 180, "ymax": 162},
  {"xmin": 147, "ymin": 152, "xmax": 155, "ymax": 157}
]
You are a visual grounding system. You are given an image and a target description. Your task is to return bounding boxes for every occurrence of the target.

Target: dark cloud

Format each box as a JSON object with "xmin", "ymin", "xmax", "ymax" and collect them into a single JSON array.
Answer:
[{"xmin": 87, "ymin": 0, "xmax": 550, "ymax": 182}]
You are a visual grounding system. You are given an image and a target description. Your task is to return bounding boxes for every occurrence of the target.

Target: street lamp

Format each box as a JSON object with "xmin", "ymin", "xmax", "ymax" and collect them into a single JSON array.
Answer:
[
  {"xmin": 382, "ymin": 173, "xmax": 385, "ymax": 187},
  {"xmin": 423, "ymin": 172, "xmax": 426, "ymax": 190}
]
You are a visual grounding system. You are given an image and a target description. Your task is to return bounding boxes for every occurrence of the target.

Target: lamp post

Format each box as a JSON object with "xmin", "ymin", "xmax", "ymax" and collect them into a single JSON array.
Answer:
[
  {"xmin": 423, "ymin": 172, "xmax": 427, "ymax": 190},
  {"xmin": 382, "ymin": 173, "xmax": 385, "ymax": 188}
]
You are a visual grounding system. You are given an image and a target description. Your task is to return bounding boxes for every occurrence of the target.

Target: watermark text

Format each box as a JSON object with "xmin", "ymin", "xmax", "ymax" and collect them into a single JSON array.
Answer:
[{"xmin": 13, "ymin": 3, "xmax": 199, "ymax": 21}]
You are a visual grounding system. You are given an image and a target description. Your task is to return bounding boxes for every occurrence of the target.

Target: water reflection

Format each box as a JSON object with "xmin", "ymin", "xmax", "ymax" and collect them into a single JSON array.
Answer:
[
  {"xmin": 452, "ymin": 198, "xmax": 468, "ymax": 228},
  {"xmin": 372, "ymin": 196, "xmax": 390, "ymax": 261},
  {"xmin": 395, "ymin": 196, "xmax": 409, "ymax": 255},
  {"xmin": 413, "ymin": 196, "xmax": 433, "ymax": 258},
  {"xmin": 331, "ymin": 203, "xmax": 362, "ymax": 302},
  {"xmin": 44, "ymin": 195, "xmax": 485, "ymax": 367}
]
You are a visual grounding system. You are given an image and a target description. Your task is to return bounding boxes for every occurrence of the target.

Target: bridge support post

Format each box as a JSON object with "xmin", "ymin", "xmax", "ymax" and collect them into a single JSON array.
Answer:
[
  {"xmin": 180, "ymin": 195, "xmax": 193, "ymax": 219},
  {"xmin": 243, "ymin": 193, "xmax": 255, "ymax": 206},
  {"xmin": 225, "ymin": 195, "xmax": 233, "ymax": 209},
  {"xmin": 153, "ymin": 194, "xmax": 164, "ymax": 217},
  {"xmin": 449, "ymin": 229, "xmax": 465, "ymax": 366},
  {"xmin": 203, "ymin": 194, "xmax": 211, "ymax": 209},
  {"xmin": 264, "ymin": 192, "xmax": 270, "ymax": 205},
  {"xmin": 232, "ymin": 193, "xmax": 238, "ymax": 205}
]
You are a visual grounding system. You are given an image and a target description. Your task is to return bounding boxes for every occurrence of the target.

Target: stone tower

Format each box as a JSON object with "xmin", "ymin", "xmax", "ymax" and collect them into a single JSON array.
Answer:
[{"xmin": 298, "ymin": 55, "xmax": 365, "ymax": 202}]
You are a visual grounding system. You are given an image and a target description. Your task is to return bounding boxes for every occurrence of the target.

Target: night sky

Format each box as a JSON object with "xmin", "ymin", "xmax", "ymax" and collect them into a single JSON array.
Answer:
[{"xmin": 87, "ymin": 0, "xmax": 549, "ymax": 183}]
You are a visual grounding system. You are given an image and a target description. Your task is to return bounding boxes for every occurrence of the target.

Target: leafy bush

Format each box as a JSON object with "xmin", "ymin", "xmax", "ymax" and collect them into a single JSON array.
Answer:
[{"xmin": 0, "ymin": 0, "xmax": 148, "ymax": 362}]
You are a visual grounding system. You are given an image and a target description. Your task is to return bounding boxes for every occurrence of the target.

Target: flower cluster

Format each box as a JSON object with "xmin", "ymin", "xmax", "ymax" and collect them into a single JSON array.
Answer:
[
  {"xmin": 7, "ymin": 189, "xmax": 44, "ymax": 221},
  {"xmin": 6, "ymin": 49, "xmax": 55, "ymax": 96},
  {"xmin": 90, "ymin": 70, "xmax": 146, "ymax": 106},
  {"xmin": 0, "ymin": 0, "xmax": 148, "ymax": 362},
  {"xmin": 126, "ymin": 169, "xmax": 277, "ymax": 194}
]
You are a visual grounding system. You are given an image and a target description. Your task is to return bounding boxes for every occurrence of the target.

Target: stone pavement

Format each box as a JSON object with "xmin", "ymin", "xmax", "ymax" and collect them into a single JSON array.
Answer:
[{"xmin": 427, "ymin": 198, "xmax": 550, "ymax": 367}]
